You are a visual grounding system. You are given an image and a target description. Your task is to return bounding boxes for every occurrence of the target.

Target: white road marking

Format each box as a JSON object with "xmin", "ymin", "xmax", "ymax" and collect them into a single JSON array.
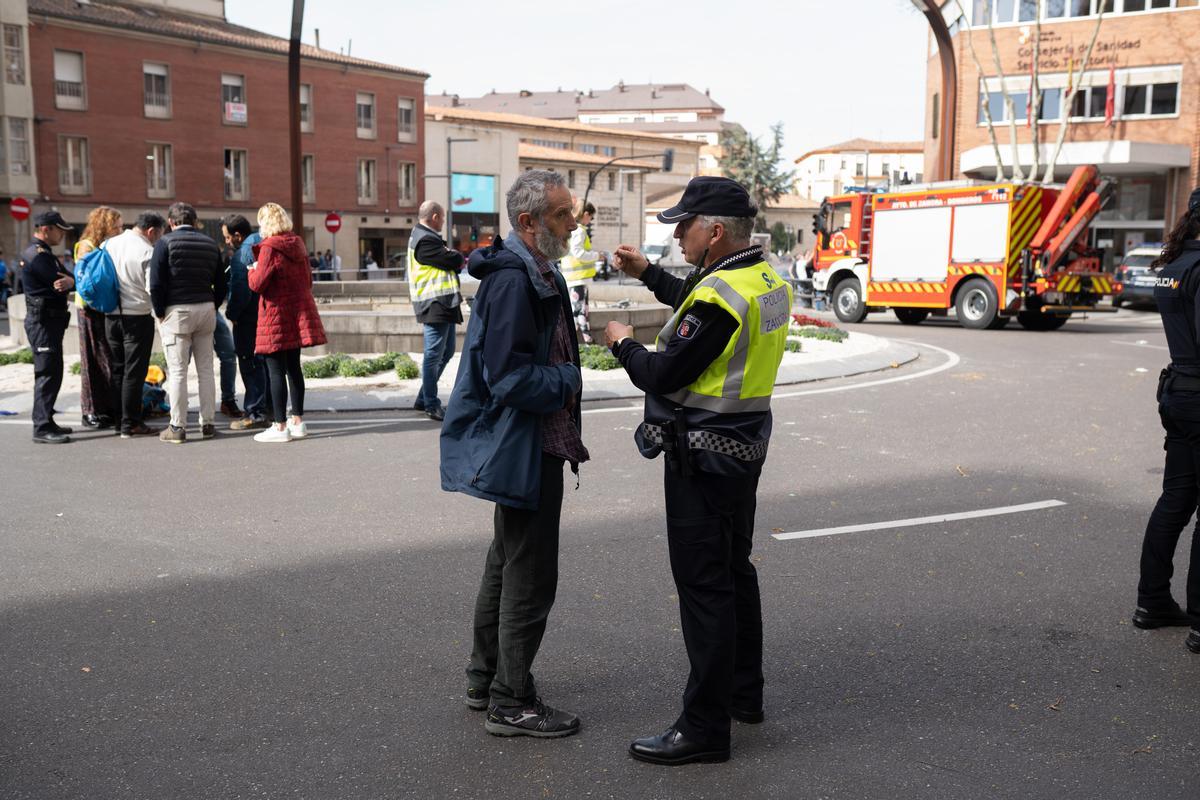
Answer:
[
  {"xmin": 1111, "ymin": 340, "xmax": 1169, "ymax": 351},
  {"xmin": 772, "ymin": 499, "xmax": 1067, "ymax": 541}
]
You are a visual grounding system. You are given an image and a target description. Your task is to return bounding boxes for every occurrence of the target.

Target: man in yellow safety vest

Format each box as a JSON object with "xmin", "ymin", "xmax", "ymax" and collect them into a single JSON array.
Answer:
[
  {"xmin": 606, "ymin": 176, "xmax": 791, "ymax": 766},
  {"xmin": 559, "ymin": 197, "xmax": 598, "ymax": 343},
  {"xmin": 408, "ymin": 200, "xmax": 466, "ymax": 421}
]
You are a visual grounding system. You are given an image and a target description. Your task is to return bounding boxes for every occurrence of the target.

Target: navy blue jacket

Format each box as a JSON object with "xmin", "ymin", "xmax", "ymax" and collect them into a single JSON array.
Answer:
[{"xmin": 440, "ymin": 233, "xmax": 582, "ymax": 510}]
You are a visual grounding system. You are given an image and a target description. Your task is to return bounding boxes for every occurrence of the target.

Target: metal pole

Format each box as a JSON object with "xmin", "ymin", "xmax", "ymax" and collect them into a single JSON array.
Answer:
[
  {"xmin": 446, "ymin": 137, "xmax": 453, "ymax": 252},
  {"xmin": 288, "ymin": 0, "xmax": 305, "ymax": 229},
  {"xmin": 912, "ymin": 0, "xmax": 958, "ymax": 181}
]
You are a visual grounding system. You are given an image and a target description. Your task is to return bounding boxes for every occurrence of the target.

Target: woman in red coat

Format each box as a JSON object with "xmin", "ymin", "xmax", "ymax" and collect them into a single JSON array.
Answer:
[{"xmin": 246, "ymin": 202, "xmax": 327, "ymax": 443}]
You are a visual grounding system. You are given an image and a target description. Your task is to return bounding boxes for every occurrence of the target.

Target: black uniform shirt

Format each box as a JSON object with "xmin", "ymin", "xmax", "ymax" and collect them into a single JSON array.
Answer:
[
  {"xmin": 20, "ymin": 238, "xmax": 68, "ymax": 304},
  {"xmin": 613, "ymin": 246, "xmax": 765, "ymax": 396},
  {"xmin": 1155, "ymin": 240, "xmax": 1200, "ymax": 372}
]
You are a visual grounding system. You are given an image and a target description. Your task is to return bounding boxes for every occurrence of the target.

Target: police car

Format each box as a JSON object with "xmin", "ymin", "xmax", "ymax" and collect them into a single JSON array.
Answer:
[{"xmin": 1112, "ymin": 244, "xmax": 1164, "ymax": 309}]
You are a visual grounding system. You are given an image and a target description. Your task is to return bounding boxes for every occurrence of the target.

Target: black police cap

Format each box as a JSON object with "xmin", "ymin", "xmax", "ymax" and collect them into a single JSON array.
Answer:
[
  {"xmin": 1189, "ymin": 187, "xmax": 1200, "ymax": 213},
  {"xmin": 32, "ymin": 210, "xmax": 72, "ymax": 230},
  {"xmin": 656, "ymin": 177, "xmax": 757, "ymax": 224}
]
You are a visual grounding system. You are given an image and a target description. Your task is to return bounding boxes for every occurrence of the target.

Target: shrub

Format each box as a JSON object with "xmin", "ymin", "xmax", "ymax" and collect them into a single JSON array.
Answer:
[
  {"xmin": 785, "ymin": 338, "xmax": 802, "ymax": 353},
  {"xmin": 337, "ymin": 358, "xmax": 377, "ymax": 378},
  {"xmin": 149, "ymin": 351, "xmax": 167, "ymax": 370},
  {"xmin": 70, "ymin": 361, "xmax": 82, "ymax": 375},
  {"xmin": 0, "ymin": 348, "xmax": 34, "ymax": 366},
  {"xmin": 791, "ymin": 313, "xmax": 837, "ymax": 329},
  {"xmin": 302, "ymin": 353, "xmax": 350, "ymax": 379},
  {"xmin": 394, "ymin": 354, "xmax": 419, "ymax": 380},
  {"xmin": 790, "ymin": 326, "xmax": 849, "ymax": 343},
  {"xmin": 579, "ymin": 344, "xmax": 621, "ymax": 371}
]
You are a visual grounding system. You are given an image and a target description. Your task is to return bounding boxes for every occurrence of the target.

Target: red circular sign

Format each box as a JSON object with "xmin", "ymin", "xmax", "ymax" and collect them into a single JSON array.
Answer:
[
  {"xmin": 324, "ymin": 212, "xmax": 342, "ymax": 234},
  {"xmin": 10, "ymin": 197, "xmax": 30, "ymax": 221}
]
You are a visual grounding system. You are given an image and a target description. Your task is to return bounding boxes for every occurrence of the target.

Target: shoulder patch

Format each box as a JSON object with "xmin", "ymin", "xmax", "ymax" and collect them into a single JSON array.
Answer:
[{"xmin": 676, "ymin": 313, "xmax": 703, "ymax": 340}]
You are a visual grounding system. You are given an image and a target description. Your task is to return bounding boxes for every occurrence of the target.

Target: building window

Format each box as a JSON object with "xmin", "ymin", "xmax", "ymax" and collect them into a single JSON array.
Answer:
[
  {"xmin": 818, "ymin": 158, "xmax": 826, "ymax": 172},
  {"xmin": 1149, "ymin": 82, "xmax": 1179, "ymax": 115},
  {"xmin": 568, "ymin": 169, "xmax": 576, "ymax": 189},
  {"xmin": 607, "ymin": 172, "xmax": 616, "ymax": 191},
  {"xmin": 58, "ymin": 135, "xmax": 90, "ymax": 194},
  {"xmin": 3, "ymin": 25, "xmax": 24, "ymax": 85},
  {"xmin": 627, "ymin": 173, "xmax": 635, "ymax": 192},
  {"xmin": 300, "ymin": 84, "xmax": 313, "ymax": 132},
  {"xmin": 222, "ymin": 74, "xmax": 246, "ymax": 124},
  {"xmin": 525, "ymin": 138, "xmax": 569, "ymax": 150},
  {"xmin": 580, "ymin": 144, "xmax": 598, "ymax": 155},
  {"xmin": 601, "ymin": 146, "xmax": 616, "ymax": 157},
  {"xmin": 397, "ymin": 97, "xmax": 415, "ymax": 143},
  {"xmin": 143, "ymin": 62, "xmax": 170, "ymax": 118},
  {"xmin": 302, "ymin": 154, "xmax": 315, "ymax": 202},
  {"xmin": 398, "ymin": 162, "xmax": 416, "ymax": 205},
  {"xmin": 356, "ymin": 92, "xmax": 376, "ymax": 139},
  {"xmin": 53, "ymin": 50, "xmax": 85, "ymax": 110},
  {"xmin": 224, "ymin": 148, "xmax": 248, "ymax": 201},
  {"xmin": 855, "ymin": 160, "xmax": 865, "ymax": 177},
  {"xmin": 357, "ymin": 158, "xmax": 377, "ymax": 203},
  {"xmin": 146, "ymin": 142, "xmax": 173, "ymax": 198},
  {"xmin": 8, "ymin": 117, "xmax": 30, "ymax": 176}
]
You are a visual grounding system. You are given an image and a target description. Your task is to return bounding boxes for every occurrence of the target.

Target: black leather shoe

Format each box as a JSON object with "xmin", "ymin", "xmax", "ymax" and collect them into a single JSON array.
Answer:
[
  {"xmin": 1133, "ymin": 603, "xmax": 1191, "ymax": 629},
  {"xmin": 33, "ymin": 431, "xmax": 71, "ymax": 444},
  {"xmin": 80, "ymin": 414, "xmax": 101, "ymax": 428},
  {"xmin": 730, "ymin": 707, "xmax": 764, "ymax": 724},
  {"xmin": 465, "ymin": 687, "xmax": 490, "ymax": 711},
  {"xmin": 629, "ymin": 727, "xmax": 729, "ymax": 766},
  {"xmin": 49, "ymin": 423, "xmax": 74, "ymax": 435},
  {"xmin": 1187, "ymin": 630, "xmax": 1200, "ymax": 654},
  {"xmin": 95, "ymin": 414, "xmax": 115, "ymax": 429}
]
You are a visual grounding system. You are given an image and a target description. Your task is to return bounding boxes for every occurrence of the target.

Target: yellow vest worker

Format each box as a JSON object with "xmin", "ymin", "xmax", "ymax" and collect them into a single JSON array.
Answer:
[
  {"xmin": 606, "ymin": 176, "xmax": 791, "ymax": 767},
  {"xmin": 407, "ymin": 202, "xmax": 466, "ymax": 420}
]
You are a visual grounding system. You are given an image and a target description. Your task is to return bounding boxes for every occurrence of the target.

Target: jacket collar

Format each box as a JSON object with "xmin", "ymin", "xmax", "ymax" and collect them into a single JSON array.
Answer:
[{"xmin": 503, "ymin": 232, "xmax": 560, "ymax": 301}]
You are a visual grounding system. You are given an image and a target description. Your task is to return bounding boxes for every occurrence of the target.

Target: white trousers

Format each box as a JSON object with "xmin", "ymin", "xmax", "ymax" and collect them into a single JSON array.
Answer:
[{"xmin": 159, "ymin": 302, "xmax": 217, "ymax": 429}]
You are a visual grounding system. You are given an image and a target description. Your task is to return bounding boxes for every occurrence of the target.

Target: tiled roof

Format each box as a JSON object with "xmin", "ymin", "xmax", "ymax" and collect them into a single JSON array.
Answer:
[
  {"xmin": 427, "ymin": 105, "xmax": 685, "ymax": 144},
  {"xmin": 29, "ymin": 0, "xmax": 429, "ymax": 78},
  {"xmin": 430, "ymin": 82, "xmax": 723, "ymax": 119},
  {"xmin": 517, "ymin": 143, "xmax": 660, "ymax": 168},
  {"xmin": 795, "ymin": 138, "xmax": 925, "ymax": 162},
  {"xmin": 767, "ymin": 194, "xmax": 821, "ymax": 210}
]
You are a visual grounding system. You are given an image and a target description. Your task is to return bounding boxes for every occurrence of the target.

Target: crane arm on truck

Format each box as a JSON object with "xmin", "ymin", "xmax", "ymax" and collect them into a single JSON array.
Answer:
[{"xmin": 1024, "ymin": 165, "xmax": 1114, "ymax": 276}]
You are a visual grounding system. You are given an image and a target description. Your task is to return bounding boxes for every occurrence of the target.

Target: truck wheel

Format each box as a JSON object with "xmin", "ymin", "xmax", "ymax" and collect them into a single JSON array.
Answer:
[
  {"xmin": 894, "ymin": 308, "xmax": 929, "ymax": 325},
  {"xmin": 955, "ymin": 279, "xmax": 999, "ymax": 330},
  {"xmin": 833, "ymin": 277, "xmax": 868, "ymax": 323}
]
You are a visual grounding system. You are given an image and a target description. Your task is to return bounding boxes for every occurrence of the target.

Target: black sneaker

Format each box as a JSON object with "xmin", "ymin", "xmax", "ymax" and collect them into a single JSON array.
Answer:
[
  {"xmin": 1133, "ymin": 603, "xmax": 1191, "ymax": 629},
  {"xmin": 466, "ymin": 687, "xmax": 490, "ymax": 711},
  {"xmin": 426, "ymin": 404, "xmax": 445, "ymax": 422},
  {"xmin": 484, "ymin": 697, "xmax": 581, "ymax": 738},
  {"xmin": 1187, "ymin": 630, "xmax": 1200, "ymax": 654}
]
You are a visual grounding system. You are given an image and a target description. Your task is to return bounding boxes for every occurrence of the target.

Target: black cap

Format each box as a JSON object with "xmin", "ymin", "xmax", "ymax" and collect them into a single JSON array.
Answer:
[
  {"xmin": 656, "ymin": 176, "xmax": 757, "ymax": 224},
  {"xmin": 32, "ymin": 210, "xmax": 72, "ymax": 230},
  {"xmin": 1189, "ymin": 188, "xmax": 1200, "ymax": 212}
]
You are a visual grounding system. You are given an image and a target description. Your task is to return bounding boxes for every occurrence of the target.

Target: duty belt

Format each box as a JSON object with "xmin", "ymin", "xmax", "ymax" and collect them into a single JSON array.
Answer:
[
  {"xmin": 1164, "ymin": 371, "xmax": 1200, "ymax": 393},
  {"xmin": 641, "ymin": 422, "xmax": 768, "ymax": 462}
]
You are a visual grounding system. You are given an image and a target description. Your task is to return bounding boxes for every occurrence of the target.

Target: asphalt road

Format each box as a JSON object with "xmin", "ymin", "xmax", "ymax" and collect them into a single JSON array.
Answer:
[{"xmin": 2, "ymin": 307, "xmax": 1197, "ymax": 800}]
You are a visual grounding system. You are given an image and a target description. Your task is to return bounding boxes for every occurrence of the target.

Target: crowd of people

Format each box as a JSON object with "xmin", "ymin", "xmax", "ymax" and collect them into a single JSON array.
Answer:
[{"xmin": 18, "ymin": 200, "xmax": 326, "ymax": 444}]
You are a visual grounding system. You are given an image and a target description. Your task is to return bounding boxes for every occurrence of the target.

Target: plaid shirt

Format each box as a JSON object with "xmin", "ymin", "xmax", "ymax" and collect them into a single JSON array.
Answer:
[{"xmin": 531, "ymin": 249, "xmax": 590, "ymax": 467}]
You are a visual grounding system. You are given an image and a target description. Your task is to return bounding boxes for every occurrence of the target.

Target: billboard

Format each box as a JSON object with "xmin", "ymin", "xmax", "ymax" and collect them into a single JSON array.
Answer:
[{"xmin": 450, "ymin": 173, "xmax": 496, "ymax": 214}]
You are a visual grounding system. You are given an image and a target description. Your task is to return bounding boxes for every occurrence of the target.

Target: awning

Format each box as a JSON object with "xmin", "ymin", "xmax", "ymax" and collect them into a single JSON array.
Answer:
[{"xmin": 960, "ymin": 140, "xmax": 1191, "ymax": 178}]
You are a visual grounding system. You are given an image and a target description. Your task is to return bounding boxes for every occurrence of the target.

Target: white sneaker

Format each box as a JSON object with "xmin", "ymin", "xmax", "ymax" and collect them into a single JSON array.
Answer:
[
  {"xmin": 287, "ymin": 420, "xmax": 308, "ymax": 439},
  {"xmin": 253, "ymin": 426, "xmax": 292, "ymax": 443}
]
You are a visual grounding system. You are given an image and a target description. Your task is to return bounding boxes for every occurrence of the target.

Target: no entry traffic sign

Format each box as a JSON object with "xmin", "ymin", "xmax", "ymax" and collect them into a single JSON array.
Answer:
[
  {"xmin": 10, "ymin": 197, "xmax": 30, "ymax": 221},
  {"xmin": 324, "ymin": 212, "xmax": 342, "ymax": 234}
]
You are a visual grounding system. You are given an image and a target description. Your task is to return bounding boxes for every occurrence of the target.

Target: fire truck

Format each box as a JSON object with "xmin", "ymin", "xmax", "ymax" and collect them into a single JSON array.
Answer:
[{"xmin": 809, "ymin": 165, "xmax": 1114, "ymax": 330}]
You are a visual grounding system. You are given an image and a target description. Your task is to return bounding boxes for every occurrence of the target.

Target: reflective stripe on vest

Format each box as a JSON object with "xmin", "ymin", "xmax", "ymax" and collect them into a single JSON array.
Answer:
[
  {"xmin": 655, "ymin": 261, "xmax": 792, "ymax": 414},
  {"xmin": 407, "ymin": 226, "xmax": 461, "ymax": 305},
  {"xmin": 559, "ymin": 229, "xmax": 597, "ymax": 283}
]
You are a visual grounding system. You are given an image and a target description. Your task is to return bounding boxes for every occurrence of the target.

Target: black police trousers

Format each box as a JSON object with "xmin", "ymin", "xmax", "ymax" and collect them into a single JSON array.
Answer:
[
  {"xmin": 23, "ymin": 300, "xmax": 69, "ymax": 436},
  {"xmin": 1139, "ymin": 388, "xmax": 1200, "ymax": 622},
  {"xmin": 663, "ymin": 463, "xmax": 764, "ymax": 747}
]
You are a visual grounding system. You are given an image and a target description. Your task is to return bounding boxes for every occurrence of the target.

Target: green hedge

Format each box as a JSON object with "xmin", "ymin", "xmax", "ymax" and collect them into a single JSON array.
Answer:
[
  {"xmin": 579, "ymin": 344, "xmax": 621, "ymax": 371},
  {"xmin": 301, "ymin": 352, "xmax": 421, "ymax": 380},
  {"xmin": 70, "ymin": 361, "xmax": 82, "ymax": 375},
  {"xmin": 0, "ymin": 348, "xmax": 34, "ymax": 366}
]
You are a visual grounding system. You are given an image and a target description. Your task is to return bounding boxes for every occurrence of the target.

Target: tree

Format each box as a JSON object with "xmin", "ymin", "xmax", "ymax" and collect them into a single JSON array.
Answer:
[
  {"xmin": 720, "ymin": 123, "xmax": 796, "ymax": 231},
  {"xmin": 769, "ymin": 221, "xmax": 795, "ymax": 254}
]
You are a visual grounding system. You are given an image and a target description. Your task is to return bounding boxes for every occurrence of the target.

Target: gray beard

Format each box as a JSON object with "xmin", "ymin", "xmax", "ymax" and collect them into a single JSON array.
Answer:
[{"xmin": 535, "ymin": 222, "xmax": 569, "ymax": 261}]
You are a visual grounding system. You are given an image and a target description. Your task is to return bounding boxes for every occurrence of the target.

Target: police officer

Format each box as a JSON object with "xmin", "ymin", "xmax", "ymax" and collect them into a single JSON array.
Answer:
[
  {"xmin": 21, "ymin": 211, "xmax": 76, "ymax": 444},
  {"xmin": 606, "ymin": 177, "xmax": 792, "ymax": 765},
  {"xmin": 1137, "ymin": 187, "xmax": 1200, "ymax": 650}
]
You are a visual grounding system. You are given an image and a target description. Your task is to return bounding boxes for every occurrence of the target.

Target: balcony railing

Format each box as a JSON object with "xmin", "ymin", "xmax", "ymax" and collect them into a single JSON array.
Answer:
[{"xmin": 54, "ymin": 80, "xmax": 84, "ymax": 108}]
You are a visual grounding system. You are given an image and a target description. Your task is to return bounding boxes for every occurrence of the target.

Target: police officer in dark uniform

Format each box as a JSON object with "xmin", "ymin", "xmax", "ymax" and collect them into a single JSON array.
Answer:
[
  {"xmin": 606, "ymin": 177, "xmax": 792, "ymax": 765},
  {"xmin": 1137, "ymin": 187, "xmax": 1200, "ymax": 649},
  {"xmin": 21, "ymin": 211, "xmax": 76, "ymax": 444}
]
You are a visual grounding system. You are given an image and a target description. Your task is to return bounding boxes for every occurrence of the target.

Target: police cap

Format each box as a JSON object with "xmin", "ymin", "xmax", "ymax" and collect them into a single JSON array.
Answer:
[
  {"xmin": 1189, "ymin": 187, "xmax": 1200, "ymax": 212},
  {"xmin": 656, "ymin": 177, "xmax": 757, "ymax": 224},
  {"xmin": 32, "ymin": 210, "xmax": 72, "ymax": 230}
]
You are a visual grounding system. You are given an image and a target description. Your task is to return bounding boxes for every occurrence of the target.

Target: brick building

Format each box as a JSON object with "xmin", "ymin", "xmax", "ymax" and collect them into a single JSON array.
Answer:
[
  {"xmin": 925, "ymin": 0, "xmax": 1200, "ymax": 265},
  {"xmin": 2, "ymin": 0, "xmax": 427, "ymax": 276}
]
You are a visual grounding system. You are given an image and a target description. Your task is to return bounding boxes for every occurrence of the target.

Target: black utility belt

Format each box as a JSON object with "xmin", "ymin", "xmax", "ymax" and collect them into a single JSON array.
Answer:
[
  {"xmin": 1164, "ymin": 370, "xmax": 1200, "ymax": 393},
  {"xmin": 641, "ymin": 422, "xmax": 768, "ymax": 462},
  {"xmin": 24, "ymin": 297, "xmax": 69, "ymax": 316}
]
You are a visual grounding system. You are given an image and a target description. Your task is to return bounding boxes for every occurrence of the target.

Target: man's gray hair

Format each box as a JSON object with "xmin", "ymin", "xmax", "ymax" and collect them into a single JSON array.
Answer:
[
  {"xmin": 418, "ymin": 200, "xmax": 443, "ymax": 221},
  {"xmin": 506, "ymin": 169, "xmax": 567, "ymax": 229},
  {"xmin": 698, "ymin": 214, "xmax": 756, "ymax": 244}
]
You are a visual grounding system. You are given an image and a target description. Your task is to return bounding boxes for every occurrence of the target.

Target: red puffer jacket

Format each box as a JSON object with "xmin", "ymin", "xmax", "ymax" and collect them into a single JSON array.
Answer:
[{"xmin": 248, "ymin": 232, "xmax": 327, "ymax": 355}]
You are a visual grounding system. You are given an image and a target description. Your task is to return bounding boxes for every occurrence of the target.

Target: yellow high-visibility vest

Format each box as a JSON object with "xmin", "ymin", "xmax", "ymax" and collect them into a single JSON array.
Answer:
[
  {"xmin": 407, "ymin": 226, "xmax": 461, "ymax": 308},
  {"xmin": 559, "ymin": 227, "xmax": 598, "ymax": 284}
]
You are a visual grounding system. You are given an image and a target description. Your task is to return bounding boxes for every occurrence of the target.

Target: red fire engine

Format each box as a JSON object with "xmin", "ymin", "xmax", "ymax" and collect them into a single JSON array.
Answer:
[{"xmin": 809, "ymin": 165, "xmax": 1114, "ymax": 330}]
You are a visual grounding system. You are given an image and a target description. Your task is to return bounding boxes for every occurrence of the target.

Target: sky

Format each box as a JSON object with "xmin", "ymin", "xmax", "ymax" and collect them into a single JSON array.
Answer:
[{"xmin": 225, "ymin": 0, "xmax": 931, "ymax": 161}]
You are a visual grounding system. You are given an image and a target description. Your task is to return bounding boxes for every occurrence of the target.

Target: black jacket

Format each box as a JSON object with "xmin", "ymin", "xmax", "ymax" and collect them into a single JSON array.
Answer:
[
  {"xmin": 149, "ymin": 225, "xmax": 226, "ymax": 318},
  {"xmin": 411, "ymin": 224, "xmax": 465, "ymax": 325},
  {"xmin": 19, "ymin": 238, "xmax": 69, "ymax": 307}
]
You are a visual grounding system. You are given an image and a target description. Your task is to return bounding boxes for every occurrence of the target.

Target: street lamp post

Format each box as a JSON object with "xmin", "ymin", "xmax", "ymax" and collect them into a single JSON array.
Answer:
[
  {"xmin": 911, "ymin": 0, "xmax": 957, "ymax": 182},
  {"xmin": 288, "ymin": 0, "xmax": 305, "ymax": 230}
]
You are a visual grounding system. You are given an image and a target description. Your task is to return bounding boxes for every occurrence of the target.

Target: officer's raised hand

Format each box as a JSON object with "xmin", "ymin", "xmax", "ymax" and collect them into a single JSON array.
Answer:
[
  {"xmin": 605, "ymin": 320, "xmax": 634, "ymax": 351},
  {"xmin": 613, "ymin": 245, "xmax": 649, "ymax": 279},
  {"xmin": 53, "ymin": 273, "xmax": 74, "ymax": 293}
]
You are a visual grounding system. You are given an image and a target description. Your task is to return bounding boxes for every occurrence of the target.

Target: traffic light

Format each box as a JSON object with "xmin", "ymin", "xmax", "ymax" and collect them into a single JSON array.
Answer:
[
  {"xmin": 662, "ymin": 148, "xmax": 674, "ymax": 173},
  {"xmin": 470, "ymin": 224, "xmax": 479, "ymax": 243}
]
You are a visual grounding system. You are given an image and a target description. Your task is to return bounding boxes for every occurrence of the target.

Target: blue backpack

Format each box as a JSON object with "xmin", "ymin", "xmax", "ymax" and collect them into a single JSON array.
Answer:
[{"xmin": 75, "ymin": 243, "xmax": 120, "ymax": 313}]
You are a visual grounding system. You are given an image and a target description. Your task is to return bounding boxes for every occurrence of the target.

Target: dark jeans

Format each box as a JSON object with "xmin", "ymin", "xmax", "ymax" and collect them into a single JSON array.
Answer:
[
  {"xmin": 663, "ymin": 465, "xmax": 763, "ymax": 748},
  {"xmin": 24, "ymin": 301, "xmax": 69, "ymax": 436},
  {"xmin": 231, "ymin": 314, "xmax": 267, "ymax": 420},
  {"xmin": 418, "ymin": 322, "xmax": 456, "ymax": 410},
  {"xmin": 263, "ymin": 348, "xmax": 304, "ymax": 423},
  {"xmin": 1139, "ymin": 392, "xmax": 1200, "ymax": 621},
  {"xmin": 104, "ymin": 314, "xmax": 154, "ymax": 433},
  {"xmin": 77, "ymin": 305, "xmax": 113, "ymax": 417},
  {"xmin": 213, "ymin": 311, "xmax": 237, "ymax": 404},
  {"xmin": 467, "ymin": 454, "xmax": 565, "ymax": 709}
]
